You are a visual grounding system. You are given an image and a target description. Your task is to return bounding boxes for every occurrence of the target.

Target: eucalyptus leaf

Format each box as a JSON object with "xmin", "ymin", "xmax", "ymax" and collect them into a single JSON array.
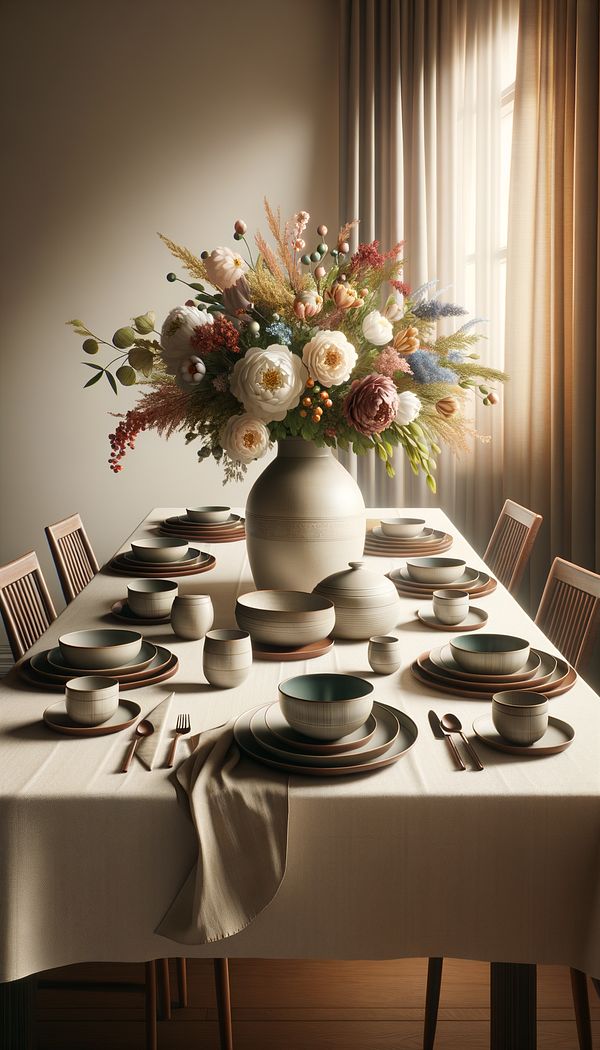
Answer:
[
  {"xmin": 84, "ymin": 371, "xmax": 103, "ymax": 388},
  {"xmin": 128, "ymin": 346, "xmax": 154, "ymax": 375},
  {"xmin": 83, "ymin": 361, "xmax": 104, "ymax": 371},
  {"xmin": 105, "ymin": 371, "xmax": 118, "ymax": 395},
  {"xmin": 116, "ymin": 365, "xmax": 137, "ymax": 386}
]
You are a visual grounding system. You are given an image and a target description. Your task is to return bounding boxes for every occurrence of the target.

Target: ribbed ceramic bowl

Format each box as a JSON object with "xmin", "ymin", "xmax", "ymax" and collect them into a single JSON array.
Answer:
[
  {"xmin": 450, "ymin": 634, "xmax": 530, "ymax": 675},
  {"xmin": 65, "ymin": 676, "xmax": 120, "ymax": 725},
  {"xmin": 58, "ymin": 629, "xmax": 143, "ymax": 670},
  {"xmin": 235, "ymin": 590, "xmax": 335, "ymax": 646},
  {"xmin": 380, "ymin": 517, "xmax": 426, "ymax": 538},
  {"xmin": 405, "ymin": 557, "xmax": 466, "ymax": 584},
  {"xmin": 130, "ymin": 538, "xmax": 189, "ymax": 563},
  {"xmin": 186, "ymin": 506, "xmax": 231, "ymax": 523},
  {"xmin": 492, "ymin": 690, "xmax": 549, "ymax": 745},
  {"xmin": 127, "ymin": 579, "xmax": 178, "ymax": 617},
  {"xmin": 278, "ymin": 673, "xmax": 374, "ymax": 741}
]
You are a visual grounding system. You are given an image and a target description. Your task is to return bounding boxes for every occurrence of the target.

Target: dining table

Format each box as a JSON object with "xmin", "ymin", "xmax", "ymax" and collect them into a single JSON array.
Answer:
[{"xmin": 1, "ymin": 506, "xmax": 600, "ymax": 1050}]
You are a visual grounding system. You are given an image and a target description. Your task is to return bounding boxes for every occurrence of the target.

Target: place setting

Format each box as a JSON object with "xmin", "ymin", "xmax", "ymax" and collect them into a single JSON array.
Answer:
[
  {"xmin": 110, "ymin": 579, "xmax": 179, "ymax": 625},
  {"xmin": 387, "ymin": 556, "xmax": 498, "ymax": 599},
  {"xmin": 364, "ymin": 516, "xmax": 453, "ymax": 557},
  {"xmin": 107, "ymin": 536, "xmax": 216, "ymax": 578},
  {"xmin": 158, "ymin": 506, "xmax": 246, "ymax": 543}
]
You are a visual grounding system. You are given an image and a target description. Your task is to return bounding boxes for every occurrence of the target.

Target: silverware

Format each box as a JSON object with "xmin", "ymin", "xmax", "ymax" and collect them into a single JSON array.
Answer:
[
  {"xmin": 428, "ymin": 709, "xmax": 466, "ymax": 770},
  {"xmin": 166, "ymin": 712, "xmax": 191, "ymax": 768},
  {"xmin": 121, "ymin": 718, "xmax": 154, "ymax": 773},
  {"xmin": 441, "ymin": 713, "xmax": 484, "ymax": 771}
]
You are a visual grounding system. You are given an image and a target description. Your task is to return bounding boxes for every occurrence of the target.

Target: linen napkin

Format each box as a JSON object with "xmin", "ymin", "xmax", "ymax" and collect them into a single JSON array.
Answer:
[
  {"xmin": 136, "ymin": 692, "xmax": 175, "ymax": 770},
  {"xmin": 156, "ymin": 719, "xmax": 289, "ymax": 944}
]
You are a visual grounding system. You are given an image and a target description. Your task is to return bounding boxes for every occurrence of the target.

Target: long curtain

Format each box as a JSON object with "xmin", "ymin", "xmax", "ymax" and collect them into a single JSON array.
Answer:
[
  {"xmin": 504, "ymin": 0, "xmax": 600, "ymax": 605},
  {"xmin": 339, "ymin": 0, "xmax": 519, "ymax": 555}
]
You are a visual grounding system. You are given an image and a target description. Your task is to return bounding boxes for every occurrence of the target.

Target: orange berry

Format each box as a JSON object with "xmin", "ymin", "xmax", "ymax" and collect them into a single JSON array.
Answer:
[
  {"xmin": 315, "ymin": 406, "xmax": 323, "ymax": 416},
  {"xmin": 325, "ymin": 398, "xmax": 333, "ymax": 408},
  {"xmin": 306, "ymin": 377, "xmax": 315, "ymax": 388},
  {"xmin": 320, "ymin": 390, "xmax": 329, "ymax": 401},
  {"xmin": 299, "ymin": 409, "xmax": 307, "ymax": 418},
  {"xmin": 302, "ymin": 396, "xmax": 312, "ymax": 407},
  {"xmin": 312, "ymin": 413, "xmax": 321, "ymax": 423}
]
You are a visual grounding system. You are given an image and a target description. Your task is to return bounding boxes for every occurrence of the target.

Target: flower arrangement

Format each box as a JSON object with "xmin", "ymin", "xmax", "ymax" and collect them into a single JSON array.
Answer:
[{"xmin": 68, "ymin": 201, "xmax": 507, "ymax": 491}]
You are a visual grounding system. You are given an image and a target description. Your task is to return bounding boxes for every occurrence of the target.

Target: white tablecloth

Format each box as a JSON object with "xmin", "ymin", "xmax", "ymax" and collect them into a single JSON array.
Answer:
[{"xmin": 1, "ymin": 508, "xmax": 599, "ymax": 982}]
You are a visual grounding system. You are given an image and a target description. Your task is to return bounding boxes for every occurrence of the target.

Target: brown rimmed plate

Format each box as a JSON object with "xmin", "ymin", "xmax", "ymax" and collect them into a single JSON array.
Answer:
[
  {"xmin": 472, "ymin": 714, "xmax": 575, "ymax": 756},
  {"xmin": 43, "ymin": 699, "xmax": 142, "ymax": 736},
  {"xmin": 252, "ymin": 703, "xmax": 399, "ymax": 767},
  {"xmin": 429, "ymin": 644, "xmax": 545, "ymax": 684},
  {"xmin": 107, "ymin": 553, "xmax": 216, "ymax": 578},
  {"xmin": 233, "ymin": 702, "xmax": 418, "ymax": 777},
  {"xmin": 110, "ymin": 600, "xmax": 171, "ymax": 625},
  {"xmin": 365, "ymin": 541, "xmax": 453, "ymax": 558},
  {"xmin": 158, "ymin": 527, "xmax": 246, "ymax": 543},
  {"xmin": 264, "ymin": 704, "xmax": 377, "ymax": 754},
  {"xmin": 417, "ymin": 605, "xmax": 489, "ymax": 631},
  {"xmin": 21, "ymin": 652, "xmax": 179, "ymax": 692},
  {"xmin": 390, "ymin": 566, "xmax": 481, "ymax": 589},
  {"xmin": 28, "ymin": 645, "xmax": 174, "ymax": 684},
  {"xmin": 251, "ymin": 637, "xmax": 334, "ymax": 661},
  {"xmin": 391, "ymin": 577, "xmax": 497, "ymax": 600},
  {"xmin": 46, "ymin": 640, "xmax": 157, "ymax": 677},
  {"xmin": 410, "ymin": 653, "xmax": 576, "ymax": 700},
  {"xmin": 122, "ymin": 547, "xmax": 205, "ymax": 569},
  {"xmin": 168, "ymin": 513, "xmax": 242, "ymax": 529}
]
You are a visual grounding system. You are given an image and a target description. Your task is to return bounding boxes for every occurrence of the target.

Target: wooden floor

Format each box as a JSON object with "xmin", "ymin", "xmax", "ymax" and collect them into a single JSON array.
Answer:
[{"xmin": 34, "ymin": 958, "xmax": 599, "ymax": 1048}]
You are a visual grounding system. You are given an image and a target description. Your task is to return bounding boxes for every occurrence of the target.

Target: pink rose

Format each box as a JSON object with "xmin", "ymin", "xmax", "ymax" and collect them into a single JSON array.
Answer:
[{"xmin": 343, "ymin": 373, "xmax": 399, "ymax": 436}]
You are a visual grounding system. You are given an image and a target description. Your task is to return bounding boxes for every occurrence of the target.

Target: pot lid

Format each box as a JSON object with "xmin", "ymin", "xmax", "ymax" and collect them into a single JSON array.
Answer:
[{"xmin": 314, "ymin": 561, "xmax": 399, "ymax": 601}]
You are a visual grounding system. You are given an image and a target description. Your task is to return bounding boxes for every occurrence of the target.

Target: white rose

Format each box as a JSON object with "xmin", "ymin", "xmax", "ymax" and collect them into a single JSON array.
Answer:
[
  {"xmin": 160, "ymin": 305, "xmax": 212, "ymax": 375},
  {"xmin": 302, "ymin": 329, "xmax": 357, "ymax": 387},
  {"xmin": 220, "ymin": 414, "xmax": 270, "ymax": 464},
  {"xmin": 204, "ymin": 246, "xmax": 248, "ymax": 290},
  {"xmin": 230, "ymin": 344, "xmax": 308, "ymax": 421},
  {"xmin": 362, "ymin": 309, "xmax": 393, "ymax": 346},
  {"xmin": 395, "ymin": 390, "xmax": 422, "ymax": 426}
]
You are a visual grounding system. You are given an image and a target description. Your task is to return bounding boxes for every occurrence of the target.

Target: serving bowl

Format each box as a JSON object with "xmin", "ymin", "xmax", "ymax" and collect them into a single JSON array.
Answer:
[
  {"xmin": 130, "ymin": 537, "xmax": 189, "ymax": 563},
  {"xmin": 278, "ymin": 673, "xmax": 374, "ymax": 741},
  {"xmin": 235, "ymin": 590, "xmax": 335, "ymax": 647},
  {"xmin": 127, "ymin": 579, "xmax": 178, "ymax": 618},
  {"xmin": 65, "ymin": 676, "xmax": 120, "ymax": 725},
  {"xmin": 405, "ymin": 557, "xmax": 466, "ymax": 584},
  {"xmin": 492, "ymin": 690, "xmax": 549, "ymax": 745},
  {"xmin": 380, "ymin": 517, "xmax": 426, "ymax": 538},
  {"xmin": 450, "ymin": 634, "xmax": 530, "ymax": 675},
  {"xmin": 186, "ymin": 506, "xmax": 231, "ymax": 523},
  {"xmin": 58, "ymin": 629, "xmax": 143, "ymax": 670}
]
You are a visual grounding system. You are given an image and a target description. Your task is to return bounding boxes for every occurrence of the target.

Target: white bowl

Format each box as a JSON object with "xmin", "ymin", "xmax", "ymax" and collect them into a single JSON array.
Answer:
[
  {"xmin": 130, "ymin": 538, "xmax": 189, "ymax": 563},
  {"xmin": 450, "ymin": 634, "xmax": 531, "ymax": 675},
  {"xmin": 278, "ymin": 673, "xmax": 374, "ymax": 741},
  {"xmin": 186, "ymin": 506, "xmax": 231, "ymax": 523},
  {"xmin": 65, "ymin": 676, "xmax": 119, "ymax": 725},
  {"xmin": 58, "ymin": 629, "xmax": 143, "ymax": 670},
  {"xmin": 127, "ymin": 579, "xmax": 178, "ymax": 617},
  {"xmin": 405, "ymin": 557, "xmax": 466, "ymax": 584},
  {"xmin": 235, "ymin": 590, "xmax": 335, "ymax": 646},
  {"xmin": 492, "ymin": 690, "xmax": 549, "ymax": 745},
  {"xmin": 380, "ymin": 517, "xmax": 426, "ymax": 538},
  {"xmin": 432, "ymin": 589, "xmax": 469, "ymax": 625}
]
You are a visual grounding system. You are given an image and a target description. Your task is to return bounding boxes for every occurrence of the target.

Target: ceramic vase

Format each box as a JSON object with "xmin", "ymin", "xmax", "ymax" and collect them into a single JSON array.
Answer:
[
  {"xmin": 245, "ymin": 438, "xmax": 366, "ymax": 590},
  {"xmin": 170, "ymin": 594, "xmax": 214, "ymax": 641}
]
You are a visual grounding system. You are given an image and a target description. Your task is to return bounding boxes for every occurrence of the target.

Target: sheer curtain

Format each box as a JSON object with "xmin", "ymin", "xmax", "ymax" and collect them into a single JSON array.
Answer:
[{"xmin": 339, "ymin": 0, "xmax": 519, "ymax": 554}]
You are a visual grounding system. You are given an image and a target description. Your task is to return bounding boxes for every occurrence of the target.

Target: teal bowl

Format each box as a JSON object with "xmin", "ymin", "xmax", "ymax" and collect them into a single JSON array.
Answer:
[
  {"xmin": 278, "ymin": 673, "xmax": 374, "ymax": 741},
  {"xmin": 450, "ymin": 633, "xmax": 530, "ymax": 674}
]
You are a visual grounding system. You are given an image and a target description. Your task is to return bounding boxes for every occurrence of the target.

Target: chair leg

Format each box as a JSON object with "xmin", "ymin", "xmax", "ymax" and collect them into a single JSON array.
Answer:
[
  {"xmin": 570, "ymin": 968, "xmax": 593, "ymax": 1050},
  {"xmin": 157, "ymin": 958, "xmax": 171, "ymax": 1021},
  {"xmin": 176, "ymin": 957, "xmax": 188, "ymax": 1008},
  {"xmin": 423, "ymin": 957, "xmax": 444, "ymax": 1050},
  {"xmin": 213, "ymin": 958, "xmax": 233, "ymax": 1050},
  {"xmin": 144, "ymin": 961, "xmax": 157, "ymax": 1050}
]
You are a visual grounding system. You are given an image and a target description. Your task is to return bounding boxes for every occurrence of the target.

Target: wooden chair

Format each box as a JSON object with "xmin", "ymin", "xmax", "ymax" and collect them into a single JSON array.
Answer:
[
  {"xmin": 0, "ymin": 550, "xmax": 57, "ymax": 660},
  {"xmin": 483, "ymin": 499, "xmax": 543, "ymax": 593},
  {"xmin": 45, "ymin": 512, "xmax": 99, "ymax": 603}
]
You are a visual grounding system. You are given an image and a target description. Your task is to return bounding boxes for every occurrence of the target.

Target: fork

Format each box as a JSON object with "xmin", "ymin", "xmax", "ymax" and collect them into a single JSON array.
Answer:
[{"xmin": 166, "ymin": 712, "xmax": 191, "ymax": 768}]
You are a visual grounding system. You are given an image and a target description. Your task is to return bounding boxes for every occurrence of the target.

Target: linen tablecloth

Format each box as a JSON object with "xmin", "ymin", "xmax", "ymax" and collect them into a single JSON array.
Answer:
[{"xmin": 1, "ymin": 507, "xmax": 599, "ymax": 983}]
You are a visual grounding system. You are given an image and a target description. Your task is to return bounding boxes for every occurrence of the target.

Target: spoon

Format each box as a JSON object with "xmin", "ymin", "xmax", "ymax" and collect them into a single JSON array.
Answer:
[
  {"xmin": 441, "ymin": 713, "xmax": 484, "ymax": 771},
  {"xmin": 121, "ymin": 718, "xmax": 154, "ymax": 773}
]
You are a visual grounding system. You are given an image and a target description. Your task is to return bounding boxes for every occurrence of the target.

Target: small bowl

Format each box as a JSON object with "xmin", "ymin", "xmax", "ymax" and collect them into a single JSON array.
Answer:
[
  {"xmin": 235, "ymin": 590, "xmax": 335, "ymax": 647},
  {"xmin": 368, "ymin": 635, "xmax": 402, "ymax": 675},
  {"xmin": 127, "ymin": 579, "xmax": 178, "ymax": 618},
  {"xmin": 405, "ymin": 557, "xmax": 466, "ymax": 584},
  {"xmin": 278, "ymin": 673, "xmax": 374, "ymax": 741},
  {"xmin": 450, "ymin": 634, "xmax": 530, "ymax": 675},
  {"xmin": 58, "ymin": 629, "xmax": 143, "ymax": 670},
  {"xmin": 432, "ymin": 589, "xmax": 469, "ymax": 625},
  {"xmin": 186, "ymin": 506, "xmax": 231, "ymax": 523},
  {"xmin": 130, "ymin": 538, "xmax": 189, "ymax": 563},
  {"xmin": 381, "ymin": 517, "xmax": 426, "ymax": 538},
  {"xmin": 492, "ymin": 690, "xmax": 549, "ymax": 745},
  {"xmin": 65, "ymin": 676, "xmax": 119, "ymax": 725}
]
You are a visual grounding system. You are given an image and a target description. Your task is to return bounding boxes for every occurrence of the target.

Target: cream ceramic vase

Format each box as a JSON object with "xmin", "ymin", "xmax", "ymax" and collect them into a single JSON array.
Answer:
[{"xmin": 245, "ymin": 439, "xmax": 366, "ymax": 590}]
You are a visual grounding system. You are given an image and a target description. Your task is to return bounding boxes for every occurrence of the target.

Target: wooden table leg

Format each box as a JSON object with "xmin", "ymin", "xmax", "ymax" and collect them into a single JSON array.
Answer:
[
  {"xmin": 213, "ymin": 958, "xmax": 233, "ymax": 1050},
  {"xmin": 144, "ymin": 961, "xmax": 157, "ymax": 1050},
  {"xmin": 176, "ymin": 957, "xmax": 188, "ymax": 1008},
  {"xmin": 0, "ymin": 975, "xmax": 35, "ymax": 1050},
  {"xmin": 158, "ymin": 958, "xmax": 171, "ymax": 1021},
  {"xmin": 490, "ymin": 962, "xmax": 536, "ymax": 1050}
]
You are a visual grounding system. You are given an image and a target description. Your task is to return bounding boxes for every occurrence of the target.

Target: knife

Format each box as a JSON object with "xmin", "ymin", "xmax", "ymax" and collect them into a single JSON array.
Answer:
[{"xmin": 428, "ymin": 709, "xmax": 466, "ymax": 770}]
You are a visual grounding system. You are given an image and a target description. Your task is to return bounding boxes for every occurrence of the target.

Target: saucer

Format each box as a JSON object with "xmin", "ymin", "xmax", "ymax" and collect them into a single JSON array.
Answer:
[
  {"xmin": 110, "ymin": 600, "xmax": 171, "ymax": 625},
  {"xmin": 43, "ymin": 699, "xmax": 142, "ymax": 736},
  {"xmin": 417, "ymin": 605, "xmax": 488, "ymax": 631},
  {"xmin": 472, "ymin": 714, "xmax": 575, "ymax": 756}
]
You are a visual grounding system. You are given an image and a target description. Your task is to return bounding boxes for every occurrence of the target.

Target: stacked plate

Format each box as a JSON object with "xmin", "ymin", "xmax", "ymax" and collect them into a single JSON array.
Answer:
[
  {"xmin": 20, "ymin": 630, "xmax": 178, "ymax": 691},
  {"xmin": 388, "ymin": 565, "xmax": 497, "ymax": 599},
  {"xmin": 108, "ymin": 545, "xmax": 216, "ymax": 578},
  {"xmin": 233, "ymin": 701, "xmax": 418, "ymax": 776},
  {"xmin": 411, "ymin": 642, "xmax": 577, "ymax": 700},
  {"xmin": 364, "ymin": 526, "xmax": 453, "ymax": 557},
  {"xmin": 158, "ymin": 512, "xmax": 245, "ymax": 543}
]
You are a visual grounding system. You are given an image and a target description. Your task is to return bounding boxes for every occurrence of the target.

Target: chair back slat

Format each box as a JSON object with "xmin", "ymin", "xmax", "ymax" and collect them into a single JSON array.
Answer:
[
  {"xmin": 535, "ymin": 558, "xmax": 600, "ymax": 670},
  {"xmin": 0, "ymin": 551, "xmax": 57, "ymax": 660},
  {"xmin": 483, "ymin": 499, "xmax": 543, "ymax": 593},
  {"xmin": 45, "ymin": 513, "xmax": 99, "ymax": 603}
]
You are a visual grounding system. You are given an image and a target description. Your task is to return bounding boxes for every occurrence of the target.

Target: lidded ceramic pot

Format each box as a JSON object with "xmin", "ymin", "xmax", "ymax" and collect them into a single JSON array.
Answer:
[{"xmin": 313, "ymin": 561, "xmax": 401, "ymax": 640}]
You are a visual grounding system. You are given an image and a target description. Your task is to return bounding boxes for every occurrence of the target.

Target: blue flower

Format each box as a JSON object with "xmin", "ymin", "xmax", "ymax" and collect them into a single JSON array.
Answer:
[
  {"xmin": 412, "ymin": 300, "xmax": 467, "ymax": 321},
  {"xmin": 408, "ymin": 349, "xmax": 458, "ymax": 384},
  {"xmin": 265, "ymin": 321, "xmax": 292, "ymax": 345}
]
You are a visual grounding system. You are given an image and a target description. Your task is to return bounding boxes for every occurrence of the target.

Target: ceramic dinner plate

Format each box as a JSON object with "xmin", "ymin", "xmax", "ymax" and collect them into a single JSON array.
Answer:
[
  {"xmin": 417, "ymin": 605, "xmax": 488, "ymax": 631},
  {"xmin": 252, "ymin": 703, "xmax": 400, "ymax": 767},
  {"xmin": 411, "ymin": 651, "xmax": 575, "ymax": 700},
  {"xmin": 30, "ymin": 644, "xmax": 172, "ymax": 683},
  {"xmin": 429, "ymin": 644, "xmax": 544, "ymax": 684},
  {"xmin": 394, "ymin": 577, "xmax": 498, "ymax": 600},
  {"xmin": 265, "ymin": 705, "xmax": 378, "ymax": 754},
  {"xmin": 46, "ymin": 640, "xmax": 157, "ymax": 677},
  {"xmin": 393, "ymin": 566, "xmax": 481, "ymax": 588},
  {"xmin": 251, "ymin": 637, "xmax": 334, "ymax": 661},
  {"xmin": 108, "ymin": 552, "xmax": 216, "ymax": 577},
  {"xmin": 171, "ymin": 513, "xmax": 241, "ymax": 528},
  {"xmin": 110, "ymin": 600, "xmax": 171, "ymax": 625},
  {"xmin": 365, "ymin": 540, "xmax": 454, "ymax": 558},
  {"xmin": 418, "ymin": 648, "xmax": 556, "ymax": 691},
  {"xmin": 23, "ymin": 651, "xmax": 179, "ymax": 692},
  {"xmin": 43, "ymin": 699, "xmax": 142, "ymax": 736},
  {"xmin": 472, "ymin": 714, "xmax": 575, "ymax": 756},
  {"xmin": 123, "ymin": 547, "xmax": 205, "ymax": 568},
  {"xmin": 159, "ymin": 526, "xmax": 246, "ymax": 543},
  {"xmin": 370, "ymin": 526, "xmax": 436, "ymax": 542},
  {"xmin": 234, "ymin": 702, "xmax": 418, "ymax": 777}
]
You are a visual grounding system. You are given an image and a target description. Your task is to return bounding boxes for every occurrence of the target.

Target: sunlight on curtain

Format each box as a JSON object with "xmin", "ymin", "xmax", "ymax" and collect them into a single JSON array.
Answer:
[{"xmin": 339, "ymin": 0, "xmax": 518, "ymax": 553}]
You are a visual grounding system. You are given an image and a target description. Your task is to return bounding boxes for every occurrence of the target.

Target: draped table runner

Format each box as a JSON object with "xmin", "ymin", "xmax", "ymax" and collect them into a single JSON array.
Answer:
[{"xmin": 1, "ymin": 508, "xmax": 600, "ymax": 1005}]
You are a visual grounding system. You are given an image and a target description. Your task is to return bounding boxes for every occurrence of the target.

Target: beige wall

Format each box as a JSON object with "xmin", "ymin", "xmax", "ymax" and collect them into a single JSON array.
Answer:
[{"xmin": 0, "ymin": 0, "xmax": 339, "ymax": 606}]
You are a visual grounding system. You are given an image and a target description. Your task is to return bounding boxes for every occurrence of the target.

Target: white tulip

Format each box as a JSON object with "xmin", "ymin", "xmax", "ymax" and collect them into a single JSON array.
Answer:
[
  {"xmin": 362, "ymin": 309, "xmax": 393, "ymax": 346},
  {"xmin": 395, "ymin": 390, "xmax": 422, "ymax": 426}
]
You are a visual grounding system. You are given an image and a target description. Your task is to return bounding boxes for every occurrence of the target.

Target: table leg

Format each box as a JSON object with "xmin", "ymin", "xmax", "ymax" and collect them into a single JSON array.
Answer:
[
  {"xmin": 490, "ymin": 962, "xmax": 536, "ymax": 1050},
  {"xmin": 0, "ymin": 975, "xmax": 36, "ymax": 1050},
  {"xmin": 213, "ymin": 958, "xmax": 233, "ymax": 1050}
]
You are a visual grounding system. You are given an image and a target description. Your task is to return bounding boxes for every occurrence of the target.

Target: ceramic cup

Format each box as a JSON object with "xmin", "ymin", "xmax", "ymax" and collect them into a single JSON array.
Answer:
[
  {"xmin": 492, "ymin": 690, "xmax": 549, "ymax": 745},
  {"xmin": 368, "ymin": 635, "xmax": 402, "ymax": 674},
  {"xmin": 432, "ymin": 589, "xmax": 470, "ymax": 625},
  {"xmin": 127, "ymin": 579, "xmax": 178, "ymax": 618},
  {"xmin": 203, "ymin": 629, "xmax": 252, "ymax": 688},
  {"xmin": 65, "ymin": 676, "xmax": 119, "ymax": 726},
  {"xmin": 171, "ymin": 594, "xmax": 214, "ymax": 641}
]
